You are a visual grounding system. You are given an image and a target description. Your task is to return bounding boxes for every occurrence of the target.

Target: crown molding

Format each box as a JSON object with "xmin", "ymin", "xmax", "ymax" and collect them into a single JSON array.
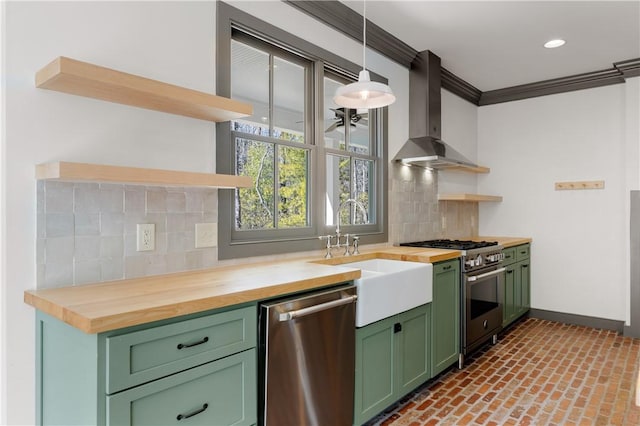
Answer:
[
  {"xmin": 479, "ymin": 65, "xmax": 634, "ymax": 106},
  {"xmin": 283, "ymin": 0, "xmax": 638, "ymax": 106},
  {"xmin": 441, "ymin": 68, "xmax": 482, "ymax": 105},
  {"xmin": 283, "ymin": 0, "xmax": 415, "ymax": 68},
  {"xmin": 614, "ymin": 58, "xmax": 640, "ymax": 78}
]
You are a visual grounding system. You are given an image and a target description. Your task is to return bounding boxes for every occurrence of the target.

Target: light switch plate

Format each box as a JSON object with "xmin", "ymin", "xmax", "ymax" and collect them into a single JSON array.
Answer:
[
  {"xmin": 195, "ymin": 223, "xmax": 217, "ymax": 248},
  {"xmin": 137, "ymin": 223, "xmax": 155, "ymax": 251}
]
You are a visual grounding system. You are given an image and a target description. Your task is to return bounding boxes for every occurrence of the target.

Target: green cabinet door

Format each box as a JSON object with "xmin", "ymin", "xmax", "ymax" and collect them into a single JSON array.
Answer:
[
  {"xmin": 502, "ymin": 244, "xmax": 531, "ymax": 328},
  {"xmin": 431, "ymin": 259, "xmax": 460, "ymax": 376},
  {"xmin": 519, "ymin": 261, "xmax": 531, "ymax": 315},
  {"xmin": 397, "ymin": 304, "xmax": 431, "ymax": 396},
  {"xmin": 503, "ymin": 264, "xmax": 517, "ymax": 326},
  {"xmin": 353, "ymin": 304, "xmax": 431, "ymax": 425},
  {"xmin": 353, "ymin": 316, "xmax": 396, "ymax": 426}
]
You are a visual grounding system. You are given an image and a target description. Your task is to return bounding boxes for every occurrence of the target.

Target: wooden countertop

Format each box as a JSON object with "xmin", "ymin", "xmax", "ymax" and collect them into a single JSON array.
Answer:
[
  {"xmin": 476, "ymin": 236, "xmax": 532, "ymax": 248},
  {"xmin": 23, "ymin": 247, "xmax": 459, "ymax": 334},
  {"xmin": 23, "ymin": 239, "xmax": 528, "ymax": 334}
]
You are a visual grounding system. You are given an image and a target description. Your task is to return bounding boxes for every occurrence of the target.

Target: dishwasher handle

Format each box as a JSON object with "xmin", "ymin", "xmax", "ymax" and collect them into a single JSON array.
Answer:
[{"xmin": 279, "ymin": 295, "xmax": 358, "ymax": 322}]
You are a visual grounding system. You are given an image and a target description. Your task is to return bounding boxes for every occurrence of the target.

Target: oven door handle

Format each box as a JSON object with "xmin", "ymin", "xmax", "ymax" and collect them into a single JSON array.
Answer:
[{"xmin": 467, "ymin": 267, "xmax": 506, "ymax": 282}]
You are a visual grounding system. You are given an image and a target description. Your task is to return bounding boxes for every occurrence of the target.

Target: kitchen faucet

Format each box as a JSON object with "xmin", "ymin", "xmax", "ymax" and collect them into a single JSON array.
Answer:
[{"xmin": 319, "ymin": 198, "xmax": 369, "ymax": 258}]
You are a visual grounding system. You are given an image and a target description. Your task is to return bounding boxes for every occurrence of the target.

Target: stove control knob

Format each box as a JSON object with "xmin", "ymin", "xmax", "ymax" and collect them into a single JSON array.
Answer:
[
  {"xmin": 475, "ymin": 255, "xmax": 482, "ymax": 266},
  {"xmin": 465, "ymin": 259, "xmax": 475, "ymax": 268}
]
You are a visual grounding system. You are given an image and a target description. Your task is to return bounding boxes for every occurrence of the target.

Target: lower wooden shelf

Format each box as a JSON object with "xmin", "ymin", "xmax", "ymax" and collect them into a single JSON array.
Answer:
[
  {"xmin": 36, "ymin": 161, "xmax": 252, "ymax": 189},
  {"xmin": 437, "ymin": 193, "xmax": 502, "ymax": 202}
]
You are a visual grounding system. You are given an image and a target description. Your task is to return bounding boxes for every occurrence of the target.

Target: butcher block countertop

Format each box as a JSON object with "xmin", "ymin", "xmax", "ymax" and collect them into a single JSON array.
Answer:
[
  {"xmin": 24, "ymin": 238, "xmax": 530, "ymax": 334},
  {"xmin": 476, "ymin": 236, "xmax": 532, "ymax": 248},
  {"xmin": 23, "ymin": 246, "xmax": 459, "ymax": 334}
]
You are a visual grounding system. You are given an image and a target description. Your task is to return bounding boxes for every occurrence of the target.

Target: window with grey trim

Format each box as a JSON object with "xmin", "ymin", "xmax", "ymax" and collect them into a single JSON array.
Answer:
[
  {"xmin": 230, "ymin": 38, "xmax": 311, "ymax": 231},
  {"xmin": 216, "ymin": 2, "xmax": 388, "ymax": 259},
  {"xmin": 324, "ymin": 73, "xmax": 376, "ymax": 228}
]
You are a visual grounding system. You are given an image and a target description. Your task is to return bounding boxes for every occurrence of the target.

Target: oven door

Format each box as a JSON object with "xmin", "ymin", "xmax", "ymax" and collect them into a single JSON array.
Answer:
[{"xmin": 463, "ymin": 265, "xmax": 505, "ymax": 353}]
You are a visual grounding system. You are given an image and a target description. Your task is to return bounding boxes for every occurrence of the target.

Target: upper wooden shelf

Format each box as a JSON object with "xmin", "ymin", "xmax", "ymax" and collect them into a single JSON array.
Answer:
[
  {"xmin": 441, "ymin": 165, "xmax": 490, "ymax": 174},
  {"xmin": 438, "ymin": 193, "xmax": 503, "ymax": 202},
  {"xmin": 35, "ymin": 56, "xmax": 253, "ymax": 122},
  {"xmin": 36, "ymin": 162, "xmax": 252, "ymax": 189}
]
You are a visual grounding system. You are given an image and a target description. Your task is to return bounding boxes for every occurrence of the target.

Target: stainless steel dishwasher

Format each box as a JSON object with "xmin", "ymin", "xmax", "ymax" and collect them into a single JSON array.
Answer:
[{"xmin": 259, "ymin": 284, "xmax": 357, "ymax": 426}]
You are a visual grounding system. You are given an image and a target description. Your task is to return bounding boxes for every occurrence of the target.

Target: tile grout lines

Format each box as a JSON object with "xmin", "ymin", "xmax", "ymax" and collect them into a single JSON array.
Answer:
[{"xmin": 366, "ymin": 318, "xmax": 640, "ymax": 426}]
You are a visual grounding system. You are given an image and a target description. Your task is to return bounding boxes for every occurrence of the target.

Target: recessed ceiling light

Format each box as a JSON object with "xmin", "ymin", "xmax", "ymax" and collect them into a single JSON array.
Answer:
[{"xmin": 544, "ymin": 39, "xmax": 566, "ymax": 49}]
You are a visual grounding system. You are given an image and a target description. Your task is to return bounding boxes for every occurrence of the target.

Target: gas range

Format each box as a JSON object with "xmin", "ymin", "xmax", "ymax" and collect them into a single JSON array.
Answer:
[
  {"xmin": 399, "ymin": 239, "xmax": 504, "ymax": 272},
  {"xmin": 401, "ymin": 238, "xmax": 506, "ymax": 368}
]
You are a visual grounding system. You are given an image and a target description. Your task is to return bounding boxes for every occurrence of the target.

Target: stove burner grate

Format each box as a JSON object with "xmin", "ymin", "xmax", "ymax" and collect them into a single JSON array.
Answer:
[{"xmin": 400, "ymin": 239, "xmax": 498, "ymax": 251}]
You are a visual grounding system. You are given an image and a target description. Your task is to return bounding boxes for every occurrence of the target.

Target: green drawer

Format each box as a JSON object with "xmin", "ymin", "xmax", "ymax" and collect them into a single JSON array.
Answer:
[
  {"xmin": 516, "ymin": 244, "xmax": 530, "ymax": 261},
  {"xmin": 106, "ymin": 349, "xmax": 256, "ymax": 426},
  {"xmin": 106, "ymin": 306, "xmax": 256, "ymax": 394},
  {"xmin": 433, "ymin": 258, "xmax": 459, "ymax": 274},
  {"xmin": 502, "ymin": 247, "xmax": 517, "ymax": 265}
]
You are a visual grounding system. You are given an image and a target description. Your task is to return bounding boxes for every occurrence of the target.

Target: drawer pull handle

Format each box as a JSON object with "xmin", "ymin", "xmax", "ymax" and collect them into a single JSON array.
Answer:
[
  {"xmin": 443, "ymin": 265, "xmax": 452, "ymax": 270},
  {"xmin": 506, "ymin": 270, "xmax": 514, "ymax": 274},
  {"xmin": 177, "ymin": 403, "xmax": 209, "ymax": 421},
  {"xmin": 177, "ymin": 336, "xmax": 209, "ymax": 350}
]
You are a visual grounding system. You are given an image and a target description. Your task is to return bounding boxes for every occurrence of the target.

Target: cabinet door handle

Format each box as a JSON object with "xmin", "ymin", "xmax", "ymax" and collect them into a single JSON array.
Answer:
[
  {"xmin": 177, "ymin": 403, "xmax": 209, "ymax": 421},
  {"xmin": 177, "ymin": 336, "xmax": 209, "ymax": 350},
  {"xmin": 506, "ymin": 270, "xmax": 514, "ymax": 274},
  {"xmin": 394, "ymin": 323, "xmax": 402, "ymax": 333},
  {"xmin": 522, "ymin": 264, "xmax": 529, "ymax": 268}
]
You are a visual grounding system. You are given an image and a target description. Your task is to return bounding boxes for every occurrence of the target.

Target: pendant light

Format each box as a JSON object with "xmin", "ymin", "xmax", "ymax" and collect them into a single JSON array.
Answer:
[{"xmin": 333, "ymin": 0, "xmax": 396, "ymax": 109}]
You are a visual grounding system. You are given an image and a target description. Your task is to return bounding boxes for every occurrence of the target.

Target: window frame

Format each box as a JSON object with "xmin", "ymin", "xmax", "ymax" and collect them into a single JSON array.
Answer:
[{"xmin": 216, "ymin": 2, "xmax": 388, "ymax": 260}]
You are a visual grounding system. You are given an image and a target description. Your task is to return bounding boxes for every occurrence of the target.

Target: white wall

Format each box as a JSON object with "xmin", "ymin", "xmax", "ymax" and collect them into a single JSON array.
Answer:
[
  {"xmin": 439, "ymin": 89, "xmax": 479, "ymax": 195},
  {"xmin": 478, "ymin": 82, "xmax": 638, "ymax": 323},
  {"xmin": 2, "ymin": 1, "xmax": 409, "ymax": 423}
]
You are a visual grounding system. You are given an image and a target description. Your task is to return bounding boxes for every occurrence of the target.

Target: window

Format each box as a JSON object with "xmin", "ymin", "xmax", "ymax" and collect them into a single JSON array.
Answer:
[
  {"xmin": 230, "ymin": 38, "xmax": 311, "ymax": 232},
  {"xmin": 323, "ymin": 73, "xmax": 376, "ymax": 229},
  {"xmin": 217, "ymin": 3, "xmax": 388, "ymax": 259}
]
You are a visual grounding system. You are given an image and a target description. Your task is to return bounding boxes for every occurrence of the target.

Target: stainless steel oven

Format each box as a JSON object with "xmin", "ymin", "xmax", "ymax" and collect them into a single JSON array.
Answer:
[
  {"xmin": 399, "ymin": 239, "xmax": 505, "ymax": 368},
  {"xmin": 462, "ymin": 263, "xmax": 505, "ymax": 366}
]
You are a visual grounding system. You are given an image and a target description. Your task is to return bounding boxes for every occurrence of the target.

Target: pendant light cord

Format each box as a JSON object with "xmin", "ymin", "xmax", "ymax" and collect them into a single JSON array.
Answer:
[{"xmin": 362, "ymin": 0, "xmax": 367, "ymax": 71}]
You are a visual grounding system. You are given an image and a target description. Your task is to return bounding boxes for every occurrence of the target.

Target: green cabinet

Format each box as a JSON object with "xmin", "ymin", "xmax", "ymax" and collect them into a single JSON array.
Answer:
[
  {"xmin": 353, "ymin": 304, "xmax": 431, "ymax": 425},
  {"xmin": 36, "ymin": 304, "xmax": 257, "ymax": 426},
  {"xmin": 431, "ymin": 259, "xmax": 460, "ymax": 376},
  {"xmin": 502, "ymin": 244, "xmax": 531, "ymax": 328}
]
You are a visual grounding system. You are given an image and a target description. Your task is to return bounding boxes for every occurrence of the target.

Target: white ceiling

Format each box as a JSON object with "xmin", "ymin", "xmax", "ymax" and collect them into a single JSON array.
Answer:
[{"xmin": 341, "ymin": 1, "xmax": 640, "ymax": 91}]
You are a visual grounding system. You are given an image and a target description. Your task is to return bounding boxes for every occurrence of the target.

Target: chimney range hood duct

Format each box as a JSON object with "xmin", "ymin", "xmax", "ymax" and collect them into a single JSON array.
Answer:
[{"xmin": 393, "ymin": 50, "xmax": 478, "ymax": 170}]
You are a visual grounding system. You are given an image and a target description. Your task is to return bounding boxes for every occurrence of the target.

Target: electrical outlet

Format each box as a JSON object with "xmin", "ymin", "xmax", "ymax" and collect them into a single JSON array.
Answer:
[
  {"xmin": 137, "ymin": 223, "xmax": 155, "ymax": 251},
  {"xmin": 195, "ymin": 223, "xmax": 217, "ymax": 248}
]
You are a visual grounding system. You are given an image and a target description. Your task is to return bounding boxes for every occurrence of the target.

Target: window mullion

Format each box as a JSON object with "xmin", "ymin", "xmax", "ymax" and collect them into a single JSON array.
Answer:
[{"xmin": 273, "ymin": 143, "xmax": 279, "ymax": 229}]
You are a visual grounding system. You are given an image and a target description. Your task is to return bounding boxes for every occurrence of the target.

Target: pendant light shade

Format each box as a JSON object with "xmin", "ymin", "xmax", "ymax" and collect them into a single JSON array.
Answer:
[
  {"xmin": 334, "ymin": 70, "xmax": 396, "ymax": 109},
  {"xmin": 333, "ymin": 0, "xmax": 395, "ymax": 109}
]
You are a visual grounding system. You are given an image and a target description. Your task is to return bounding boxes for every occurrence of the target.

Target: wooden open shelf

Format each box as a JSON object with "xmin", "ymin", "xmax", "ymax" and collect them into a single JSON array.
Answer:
[
  {"xmin": 441, "ymin": 165, "xmax": 490, "ymax": 174},
  {"xmin": 35, "ymin": 57, "xmax": 253, "ymax": 122},
  {"xmin": 36, "ymin": 162, "xmax": 252, "ymax": 189},
  {"xmin": 438, "ymin": 193, "xmax": 503, "ymax": 202}
]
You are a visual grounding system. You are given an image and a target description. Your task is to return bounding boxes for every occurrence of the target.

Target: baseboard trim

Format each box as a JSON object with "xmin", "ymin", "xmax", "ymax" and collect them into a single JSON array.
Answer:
[{"xmin": 529, "ymin": 309, "xmax": 624, "ymax": 333}]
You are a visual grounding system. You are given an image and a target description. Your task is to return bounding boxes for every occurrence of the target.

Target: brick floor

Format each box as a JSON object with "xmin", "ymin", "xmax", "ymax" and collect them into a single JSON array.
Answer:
[{"xmin": 366, "ymin": 318, "xmax": 640, "ymax": 425}]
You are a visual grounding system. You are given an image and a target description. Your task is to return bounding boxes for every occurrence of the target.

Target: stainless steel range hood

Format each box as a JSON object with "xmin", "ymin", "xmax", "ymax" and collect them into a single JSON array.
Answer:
[{"xmin": 393, "ymin": 50, "xmax": 478, "ymax": 170}]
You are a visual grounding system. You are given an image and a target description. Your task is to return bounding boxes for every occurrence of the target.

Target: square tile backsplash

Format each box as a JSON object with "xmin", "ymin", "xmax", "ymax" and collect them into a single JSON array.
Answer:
[
  {"xmin": 37, "ymin": 181, "xmax": 218, "ymax": 288},
  {"xmin": 389, "ymin": 163, "xmax": 478, "ymax": 244}
]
